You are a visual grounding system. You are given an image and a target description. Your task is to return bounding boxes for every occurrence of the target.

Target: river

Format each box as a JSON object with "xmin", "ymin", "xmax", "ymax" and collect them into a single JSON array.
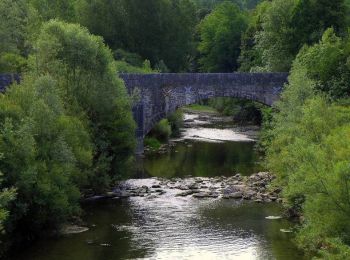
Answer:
[{"xmin": 13, "ymin": 111, "xmax": 304, "ymax": 260}]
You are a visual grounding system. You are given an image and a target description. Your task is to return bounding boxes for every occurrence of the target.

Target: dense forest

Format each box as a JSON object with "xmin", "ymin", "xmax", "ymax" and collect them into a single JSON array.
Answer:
[{"xmin": 0, "ymin": 0, "xmax": 350, "ymax": 258}]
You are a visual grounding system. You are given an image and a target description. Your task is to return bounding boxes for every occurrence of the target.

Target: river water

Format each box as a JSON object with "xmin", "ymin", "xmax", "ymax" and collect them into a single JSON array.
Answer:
[{"xmin": 13, "ymin": 112, "xmax": 304, "ymax": 260}]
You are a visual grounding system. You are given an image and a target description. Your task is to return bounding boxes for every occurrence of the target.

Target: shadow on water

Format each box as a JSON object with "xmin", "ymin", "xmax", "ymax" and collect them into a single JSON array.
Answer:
[{"xmin": 142, "ymin": 141, "xmax": 263, "ymax": 178}]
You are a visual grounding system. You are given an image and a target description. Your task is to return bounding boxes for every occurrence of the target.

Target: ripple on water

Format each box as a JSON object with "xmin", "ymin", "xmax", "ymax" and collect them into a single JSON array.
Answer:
[{"xmin": 104, "ymin": 187, "xmax": 301, "ymax": 260}]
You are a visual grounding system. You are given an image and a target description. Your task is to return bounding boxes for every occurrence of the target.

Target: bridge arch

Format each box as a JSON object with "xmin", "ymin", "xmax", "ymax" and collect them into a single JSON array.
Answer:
[{"xmin": 120, "ymin": 73, "xmax": 289, "ymax": 154}]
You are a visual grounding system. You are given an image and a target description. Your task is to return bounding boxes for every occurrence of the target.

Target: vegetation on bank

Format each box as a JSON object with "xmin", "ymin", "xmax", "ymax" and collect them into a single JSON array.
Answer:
[
  {"xmin": 264, "ymin": 29, "xmax": 350, "ymax": 258},
  {"xmin": 145, "ymin": 111, "xmax": 184, "ymax": 150},
  {"xmin": 0, "ymin": 0, "xmax": 350, "ymax": 257},
  {"xmin": 0, "ymin": 20, "xmax": 135, "ymax": 253},
  {"xmin": 183, "ymin": 104, "xmax": 218, "ymax": 113}
]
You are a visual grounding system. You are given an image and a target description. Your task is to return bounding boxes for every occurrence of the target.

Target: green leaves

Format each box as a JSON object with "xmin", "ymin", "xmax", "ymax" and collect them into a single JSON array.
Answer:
[
  {"xmin": 241, "ymin": 0, "xmax": 349, "ymax": 72},
  {"xmin": 198, "ymin": 2, "xmax": 248, "ymax": 72},
  {"xmin": 0, "ymin": 20, "xmax": 136, "ymax": 249},
  {"xmin": 265, "ymin": 28, "xmax": 350, "ymax": 255},
  {"xmin": 76, "ymin": 0, "xmax": 197, "ymax": 72}
]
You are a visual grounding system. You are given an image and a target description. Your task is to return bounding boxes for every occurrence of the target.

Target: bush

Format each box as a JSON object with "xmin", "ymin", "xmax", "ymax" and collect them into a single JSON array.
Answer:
[
  {"xmin": 149, "ymin": 119, "xmax": 172, "ymax": 142},
  {"xmin": 144, "ymin": 137, "xmax": 162, "ymax": 150},
  {"xmin": 198, "ymin": 2, "xmax": 248, "ymax": 72},
  {"xmin": 167, "ymin": 110, "xmax": 184, "ymax": 137},
  {"xmin": 0, "ymin": 53, "xmax": 27, "ymax": 73},
  {"xmin": 209, "ymin": 98, "xmax": 263, "ymax": 124},
  {"xmin": 114, "ymin": 49, "xmax": 144, "ymax": 67}
]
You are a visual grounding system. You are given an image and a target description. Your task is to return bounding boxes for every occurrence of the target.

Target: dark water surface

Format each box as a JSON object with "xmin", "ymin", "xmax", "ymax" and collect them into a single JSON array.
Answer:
[
  {"xmin": 143, "ymin": 141, "xmax": 262, "ymax": 178},
  {"xmin": 13, "ymin": 113, "xmax": 304, "ymax": 260}
]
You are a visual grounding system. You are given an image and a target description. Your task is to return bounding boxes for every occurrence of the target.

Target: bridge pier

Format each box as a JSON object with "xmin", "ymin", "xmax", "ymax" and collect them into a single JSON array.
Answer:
[
  {"xmin": 131, "ymin": 100, "xmax": 146, "ymax": 154},
  {"xmin": 136, "ymin": 136, "xmax": 144, "ymax": 155}
]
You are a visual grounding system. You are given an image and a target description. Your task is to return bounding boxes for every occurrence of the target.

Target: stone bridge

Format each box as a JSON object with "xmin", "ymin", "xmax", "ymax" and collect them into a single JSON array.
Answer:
[
  {"xmin": 0, "ymin": 73, "xmax": 289, "ymax": 154},
  {"xmin": 120, "ymin": 73, "xmax": 288, "ymax": 153}
]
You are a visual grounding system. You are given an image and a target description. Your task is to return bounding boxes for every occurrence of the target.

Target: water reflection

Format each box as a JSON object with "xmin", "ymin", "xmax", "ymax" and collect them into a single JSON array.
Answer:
[
  {"xmin": 144, "ymin": 141, "xmax": 262, "ymax": 178},
  {"xmin": 13, "ymin": 198, "xmax": 303, "ymax": 260}
]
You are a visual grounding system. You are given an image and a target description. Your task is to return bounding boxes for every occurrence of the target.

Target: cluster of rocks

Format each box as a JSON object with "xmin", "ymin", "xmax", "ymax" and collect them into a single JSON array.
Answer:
[
  {"xmin": 99, "ymin": 172, "xmax": 281, "ymax": 203},
  {"xmin": 144, "ymin": 142, "xmax": 177, "ymax": 154}
]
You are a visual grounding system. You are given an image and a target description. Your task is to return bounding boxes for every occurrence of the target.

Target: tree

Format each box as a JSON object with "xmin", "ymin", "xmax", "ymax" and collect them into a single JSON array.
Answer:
[
  {"xmin": 248, "ymin": 0, "xmax": 348, "ymax": 72},
  {"xmin": 0, "ymin": 0, "xmax": 30, "ymax": 73},
  {"xmin": 32, "ymin": 20, "xmax": 136, "ymax": 189},
  {"xmin": 238, "ymin": 1, "xmax": 269, "ymax": 72},
  {"xmin": 198, "ymin": 2, "xmax": 248, "ymax": 72},
  {"xmin": 76, "ymin": 0, "xmax": 197, "ymax": 72},
  {"xmin": 265, "ymin": 28, "xmax": 350, "ymax": 257},
  {"xmin": 291, "ymin": 28, "xmax": 350, "ymax": 99},
  {"xmin": 254, "ymin": 0, "xmax": 296, "ymax": 72},
  {"xmin": 29, "ymin": 0, "xmax": 77, "ymax": 21},
  {"xmin": 0, "ymin": 175, "xmax": 16, "ymax": 234},
  {"xmin": 0, "ymin": 75, "xmax": 92, "ymax": 248},
  {"xmin": 193, "ymin": 0, "xmax": 262, "ymax": 10}
]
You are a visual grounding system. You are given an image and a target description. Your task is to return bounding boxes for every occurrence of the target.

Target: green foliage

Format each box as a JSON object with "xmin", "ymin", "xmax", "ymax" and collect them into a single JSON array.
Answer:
[
  {"xmin": 238, "ymin": 1, "xmax": 269, "ymax": 72},
  {"xmin": 291, "ymin": 0, "xmax": 347, "ymax": 47},
  {"xmin": 31, "ymin": 20, "xmax": 136, "ymax": 188},
  {"xmin": 144, "ymin": 137, "xmax": 162, "ymax": 150},
  {"xmin": 150, "ymin": 119, "xmax": 172, "ymax": 142},
  {"xmin": 0, "ymin": 0, "xmax": 32, "ymax": 73},
  {"xmin": 167, "ymin": 110, "xmax": 184, "ymax": 137},
  {"xmin": 292, "ymin": 28, "xmax": 350, "ymax": 99},
  {"xmin": 0, "ymin": 174, "xmax": 16, "ymax": 234},
  {"xmin": 192, "ymin": 0, "xmax": 262, "ymax": 10},
  {"xmin": 317, "ymin": 238, "xmax": 350, "ymax": 259},
  {"xmin": 209, "ymin": 98, "xmax": 263, "ymax": 124},
  {"xmin": 115, "ymin": 60, "xmax": 157, "ymax": 74},
  {"xmin": 0, "ymin": 20, "xmax": 136, "ymax": 252},
  {"xmin": 254, "ymin": 0, "xmax": 297, "ymax": 72},
  {"xmin": 0, "ymin": 75, "xmax": 92, "ymax": 247},
  {"xmin": 0, "ymin": 53, "xmax": 27, "ymax": 73},
  {"xmin": 198, "ymin": 2, "xmax": 248, "ymax": 72},
  {"xmin": 184, "ymin": 104, "xmax": 218, "ymax": 113},
  {"xmin": 114, "ymin": 49, "xmax": 144, "ymax": 68},
  {"xmin": 76, "ymin": 0, "xmax": 197, "ymax": 72},
  {"xmin": 29, "ymin": 0, "xmax": 77, "ymax": 22},
  {"xmin": 146, "ymin": 111, "xmax": 183, "ymax": 146},
  {"xmin": 268, "ymin": 96, "xmax": 350, "ymax": 256},
  {"xmin": 0, "ymin": 0, "xmax": 28, "ymax": 55},
  {"xmin": 265, "ymin": 29, "xmax": 350, "ymax": 256},
  {"xmin": 242, "ymin": 0, "xmax": 349, "ymax": 72}
]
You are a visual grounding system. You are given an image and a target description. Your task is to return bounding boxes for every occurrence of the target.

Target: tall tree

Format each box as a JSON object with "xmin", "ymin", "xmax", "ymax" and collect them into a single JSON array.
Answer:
[
  {"xmin": 0, "ymin": 0, "xmax": 29, "ymax": 72},
  {"xmin": 247, "ymin": 0, "xmax": 348, "ymax": 72},
  {"xmin": 29, "ymin": 0, "xmax": 77, "ymax": 21},
  {"xmin": 32, "ymin": 21, "xmax": 136, "ymax": 188},
  {"xmin": 198, "ymin": 2, "xmax": 248, "ymax": 72},
  {"xmin": 76, "ymin": 0, "xmax": 197, "ymax": 72}
]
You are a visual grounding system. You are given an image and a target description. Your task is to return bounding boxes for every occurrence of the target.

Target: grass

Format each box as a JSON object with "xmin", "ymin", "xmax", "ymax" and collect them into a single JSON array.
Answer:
[
  {"xmin": 183, "ymin": 104, "xmax": 218, "ymax": 113},
  {"xmin": 144, "ymin": 137, "xmax": 162, "ymax": 150}
]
